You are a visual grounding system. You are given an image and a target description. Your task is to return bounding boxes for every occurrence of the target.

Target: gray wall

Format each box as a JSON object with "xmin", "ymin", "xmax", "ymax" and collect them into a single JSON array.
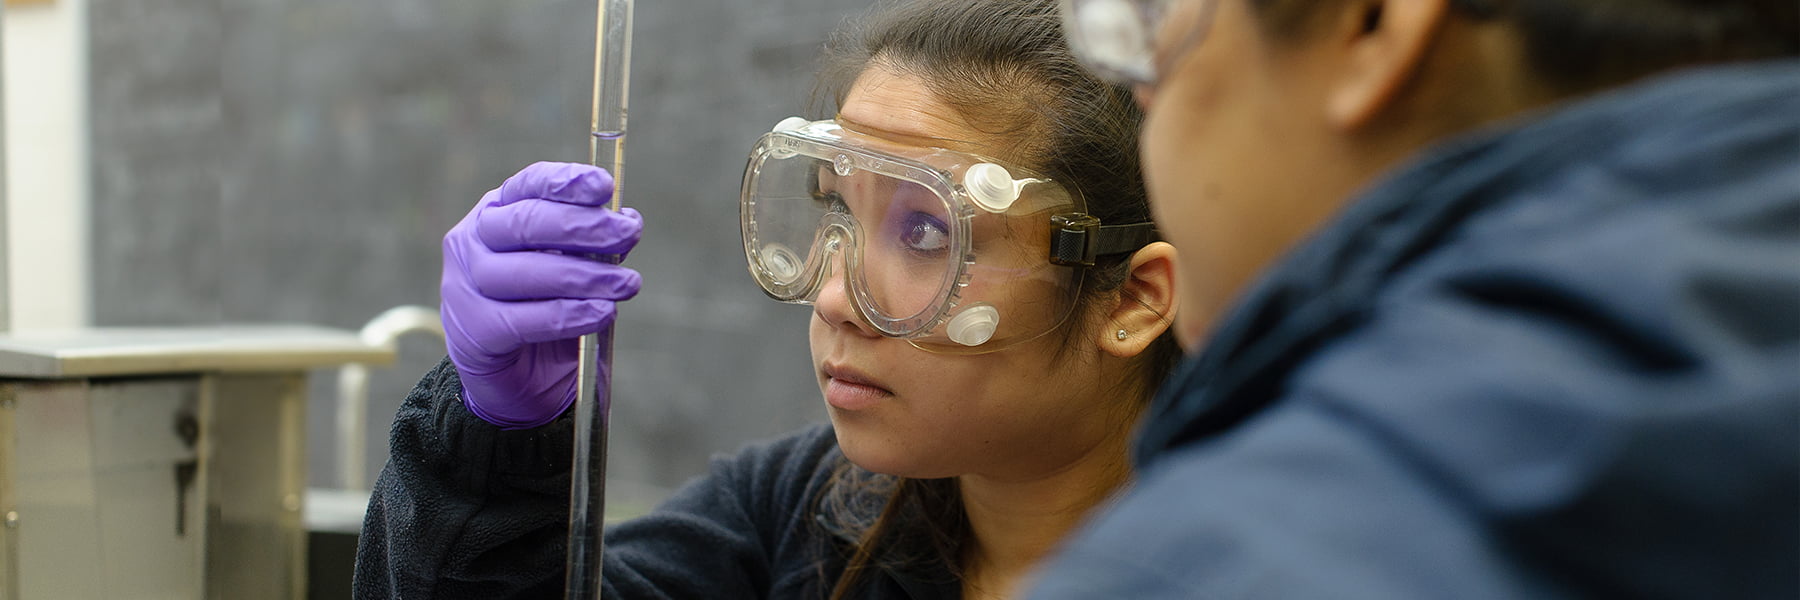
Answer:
[{"xmin": 87, "ymin": 0, "xmax": 875, "ymax": 495}]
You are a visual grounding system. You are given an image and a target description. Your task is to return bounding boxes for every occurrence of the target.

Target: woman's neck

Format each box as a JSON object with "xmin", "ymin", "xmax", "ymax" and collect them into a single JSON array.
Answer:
[{"xmin": 955, "ymin": 428, "xmax": 1134, "ymax": 599}]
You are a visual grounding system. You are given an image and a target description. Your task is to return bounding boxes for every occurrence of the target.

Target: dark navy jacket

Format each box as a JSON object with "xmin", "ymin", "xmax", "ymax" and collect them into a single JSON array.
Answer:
[
  {"xmin": 1029, "ymin": 61, "xmax": 1800, "ymax": 598},
  {"xmin": 354, "ymin": 359, "xmax": 961, "ymax": 599}
]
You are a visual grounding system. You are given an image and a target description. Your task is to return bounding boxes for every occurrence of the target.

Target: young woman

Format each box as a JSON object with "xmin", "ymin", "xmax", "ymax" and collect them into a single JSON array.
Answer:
[{"xmin": 354, "ymin": 1, "xmax": 1182, "ymax": 598}]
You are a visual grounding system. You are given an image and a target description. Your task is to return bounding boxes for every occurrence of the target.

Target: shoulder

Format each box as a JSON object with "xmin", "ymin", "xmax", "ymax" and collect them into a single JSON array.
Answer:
[
  {"xmin": 603, "ymin": 423, "xmax": 848, "ymax": 597},
  {"xmin": 1286, "ymin": 147, "xmax": 1800, "ymax": 528},
  {"xmin": 706, "ymin": 422, "xmax": 843, "ymax": 499},
  {"xmin": 1317, "ymin": 79, "xmax": 1800, "ymax": 439},
  {"xmin": 1033, "ymin": 403, "xmax": 1546, "ymax": 597},
  {"xmin": 660, "ymin": 422, "xmax": 847, "ymax": 542}
]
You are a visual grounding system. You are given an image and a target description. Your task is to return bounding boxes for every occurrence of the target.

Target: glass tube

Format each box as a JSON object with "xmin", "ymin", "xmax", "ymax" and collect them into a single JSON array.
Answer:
[{"xmin": 566, "ymin": 0, "xmax": 632, "ymax": 597}]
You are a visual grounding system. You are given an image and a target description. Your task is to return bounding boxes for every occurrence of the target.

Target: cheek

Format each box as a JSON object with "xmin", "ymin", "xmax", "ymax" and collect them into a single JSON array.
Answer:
[
  {"xmin": 1142, "ymin": 106, "xmax": 1241, "ymax": 351},
  {"xmin": 1141, "ymin": 108, "xmax": 1213, "ymax": 264},
  {"xmin": 807, "ymin": 315, "xmax": 830, "ymax": 378},
  {"xmin": 1175, "ymin": 307, "xmax": 1210, "ymax": 353}
]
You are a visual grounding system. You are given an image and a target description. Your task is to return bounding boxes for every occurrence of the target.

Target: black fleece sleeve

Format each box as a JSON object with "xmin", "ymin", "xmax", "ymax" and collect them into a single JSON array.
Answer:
[
  {"xmin": 353, "ymin": 358, "xmax": 844, "ymax": 600},
  {"xmin": 353, "ymin": 358, "xmax": 574, "ymax": 598}
]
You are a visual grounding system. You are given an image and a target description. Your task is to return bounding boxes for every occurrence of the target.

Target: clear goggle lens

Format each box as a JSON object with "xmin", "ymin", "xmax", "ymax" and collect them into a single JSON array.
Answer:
[{"xmin": 742, "ymin": 120, "xmax": 1085, "ymax": 352}]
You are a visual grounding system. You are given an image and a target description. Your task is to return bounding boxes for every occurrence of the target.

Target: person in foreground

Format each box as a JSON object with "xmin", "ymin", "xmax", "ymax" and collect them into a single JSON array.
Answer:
[
  {"xmin": 1027, "ymin": 0, "xmax": 1799, "ymax": 597},
  {"xmin": 354, "ymin": 0, "xmax": 1182, "ymax": 597}
]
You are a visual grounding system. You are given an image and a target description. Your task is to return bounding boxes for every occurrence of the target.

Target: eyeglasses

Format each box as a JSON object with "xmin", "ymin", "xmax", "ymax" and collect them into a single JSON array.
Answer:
[{"xmin": 1060, "ymin": 0, "xmax": 1218, "ymax": 87}]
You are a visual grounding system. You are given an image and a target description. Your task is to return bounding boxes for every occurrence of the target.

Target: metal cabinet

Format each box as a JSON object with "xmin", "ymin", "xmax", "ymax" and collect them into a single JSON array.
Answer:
[{"xmin": 0, "ymin": 327, "xmax": 390, "ymax": 600}]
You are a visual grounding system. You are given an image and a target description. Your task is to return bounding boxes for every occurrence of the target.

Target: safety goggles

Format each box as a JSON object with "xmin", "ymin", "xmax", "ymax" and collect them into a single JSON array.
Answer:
[
  {"xmin": 1062, "ymin": 0, "xmax": 1502, "ymax": 87},
  {"xmin": 740, "ymin": 118, "xmax": 1156, "ymax": 353},
  {"xmin": 1060, "ymin": 0, "xmax": 1217, "ymax": 86}
]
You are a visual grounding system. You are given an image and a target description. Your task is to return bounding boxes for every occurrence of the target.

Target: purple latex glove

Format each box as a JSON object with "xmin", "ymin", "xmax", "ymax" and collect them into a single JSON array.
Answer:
[{"xmin": 442, "ymin": 161, "xmax": 644, "ymax": 429}]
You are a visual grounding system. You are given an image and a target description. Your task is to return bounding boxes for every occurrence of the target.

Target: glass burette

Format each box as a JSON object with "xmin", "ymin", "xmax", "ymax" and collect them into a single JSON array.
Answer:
[{"xmin": 567, "ymin": 0, "xmax": 632, "ymax": 597}]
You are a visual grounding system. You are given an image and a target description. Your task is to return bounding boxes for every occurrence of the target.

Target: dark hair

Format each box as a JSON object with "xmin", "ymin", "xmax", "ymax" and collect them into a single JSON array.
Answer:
[
  {"xmin": 1251, "ymin": 0, "xmax": 1800, "ymax": 92},
  {"xmin": 806, "ymin": 0, "xmax": 1183, "ymax": 597}
]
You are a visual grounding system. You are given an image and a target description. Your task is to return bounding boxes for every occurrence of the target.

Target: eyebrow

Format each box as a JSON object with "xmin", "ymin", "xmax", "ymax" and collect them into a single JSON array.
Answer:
[{"xmin": 835, "ymin": 113, "xmax": 977, "ymax": 148}]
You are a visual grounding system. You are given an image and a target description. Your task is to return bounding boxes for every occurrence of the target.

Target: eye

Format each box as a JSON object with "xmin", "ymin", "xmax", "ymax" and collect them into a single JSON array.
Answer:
[
  {"xmin": 900, "ymin": 212, "xmax": 949, "ymax": 254},
  {"xmin": 812, "ymin": 189, "xmax": 844, "ymax": 211}
]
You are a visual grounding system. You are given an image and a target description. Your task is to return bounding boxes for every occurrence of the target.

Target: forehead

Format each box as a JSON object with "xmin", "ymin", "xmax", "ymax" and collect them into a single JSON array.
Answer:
[{"xmin": 839, "ymin": 64, "xmax": 1014, "ymax": 159}]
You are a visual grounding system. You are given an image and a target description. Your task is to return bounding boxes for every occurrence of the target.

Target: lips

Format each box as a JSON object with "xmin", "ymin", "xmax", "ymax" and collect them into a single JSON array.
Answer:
[{"xmin": 822, "ymin": 362, "xmax": 893, "ymax": 411}]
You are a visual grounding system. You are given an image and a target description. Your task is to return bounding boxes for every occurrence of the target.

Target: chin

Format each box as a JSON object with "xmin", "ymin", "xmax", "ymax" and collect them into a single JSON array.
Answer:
[{"xmin": 828, "ymin": 416, "xmax": 954, "ymax": 479}]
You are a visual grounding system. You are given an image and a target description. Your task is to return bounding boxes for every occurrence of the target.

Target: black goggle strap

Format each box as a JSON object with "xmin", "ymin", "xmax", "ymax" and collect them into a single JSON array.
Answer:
[{"xmin": 1048, "ymin": 214, "xmax": 1159, "ymax": 267}]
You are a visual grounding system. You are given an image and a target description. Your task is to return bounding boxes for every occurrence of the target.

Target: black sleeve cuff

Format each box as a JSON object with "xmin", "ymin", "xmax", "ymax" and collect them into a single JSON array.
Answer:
[{"xmin": 413, "ymin": 358, "xmax": 576, "ymax": 484}]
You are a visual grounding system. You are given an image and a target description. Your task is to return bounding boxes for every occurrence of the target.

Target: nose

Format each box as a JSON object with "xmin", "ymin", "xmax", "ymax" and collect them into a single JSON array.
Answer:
[{"xmin": 812, "ymin": 236, "xmax": 881, "ymax": 338}]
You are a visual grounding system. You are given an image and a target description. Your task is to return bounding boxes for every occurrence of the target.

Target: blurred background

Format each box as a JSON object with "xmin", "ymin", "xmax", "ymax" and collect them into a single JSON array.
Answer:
[{"xmin": 1, "ymin": 0, "xmax": 875, "ymax": 597}]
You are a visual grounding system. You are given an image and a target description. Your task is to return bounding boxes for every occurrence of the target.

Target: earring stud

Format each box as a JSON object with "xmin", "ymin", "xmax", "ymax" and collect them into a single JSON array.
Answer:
[{"xmin": 1115, "ymin": 329, "xmax": 1128, "ymax": 340}]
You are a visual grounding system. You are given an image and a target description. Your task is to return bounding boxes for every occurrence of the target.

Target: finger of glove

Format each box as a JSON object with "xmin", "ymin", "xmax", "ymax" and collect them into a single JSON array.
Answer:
[
  {"xmin": 477, "ymin": 201, "xmax": 642, "ymax": 255},
  {"xmin": 495, "ymin": 161, "xmax": 614, "ymax": 207},
  {"xmin": 474, "ymin": 297, "xmax": 622, "ymax": 346},
  {"xmin": 468, "ymin": 249, "xmax": 642, "ymax": 301}
]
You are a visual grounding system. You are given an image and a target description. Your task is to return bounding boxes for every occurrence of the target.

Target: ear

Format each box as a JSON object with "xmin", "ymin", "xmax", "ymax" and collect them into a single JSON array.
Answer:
[
  {"xmin": 1325, "ymin": 0, "xmax": 1452, "ymax": 131},
  {"xmin": 1099, "ymin": 241, "xmax": 1180, "ymax": 358}
]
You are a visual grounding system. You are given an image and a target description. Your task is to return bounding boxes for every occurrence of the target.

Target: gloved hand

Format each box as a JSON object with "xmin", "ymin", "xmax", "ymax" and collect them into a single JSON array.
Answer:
[{"xmin": 441, "ymin": 161, "xmax": 644, "ymax": 429}]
